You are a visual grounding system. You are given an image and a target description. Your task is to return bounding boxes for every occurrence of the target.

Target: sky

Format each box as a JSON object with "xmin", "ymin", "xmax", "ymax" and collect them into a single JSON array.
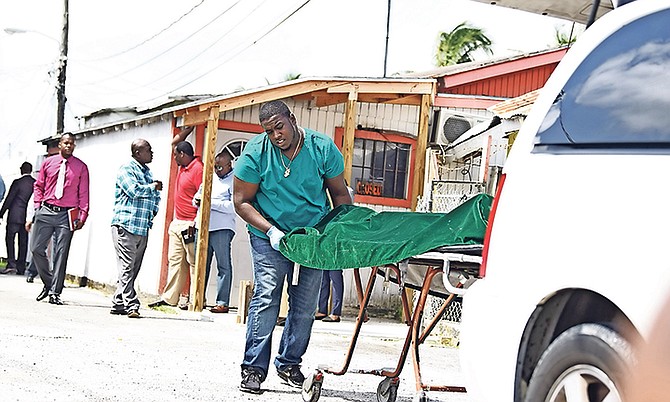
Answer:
[{"xmin": 0, "ymin": 0, "xmax": 575, "ymax": 180}]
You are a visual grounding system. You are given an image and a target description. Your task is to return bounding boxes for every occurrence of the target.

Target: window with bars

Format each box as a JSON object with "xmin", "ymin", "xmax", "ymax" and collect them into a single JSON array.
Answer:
[
  {"xmin": 335, "ymin": 127, "xmax": 415, "ymax": 208},
  {"xmin": 351, "ymin": 137, "xmax": 411, "ymax": 200}
]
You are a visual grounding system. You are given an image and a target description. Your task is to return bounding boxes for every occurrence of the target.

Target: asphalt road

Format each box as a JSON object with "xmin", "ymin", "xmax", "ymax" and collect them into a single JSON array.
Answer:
[{"xmin": 0, "ymin": 274, "xmax": 469, "ymax": 402}]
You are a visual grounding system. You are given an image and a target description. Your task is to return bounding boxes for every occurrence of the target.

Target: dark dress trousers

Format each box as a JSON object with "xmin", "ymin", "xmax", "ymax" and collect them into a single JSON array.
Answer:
[{"xmin": 0, "ymin": 175, "xmax": 36, "ymax": 273}]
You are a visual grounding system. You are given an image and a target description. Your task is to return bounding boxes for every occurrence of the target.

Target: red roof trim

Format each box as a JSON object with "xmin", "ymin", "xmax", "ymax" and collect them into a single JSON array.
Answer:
[
  {"xmin": 442, "ymin": 48, "xmax": 568, "ymax": 88},
  {"xmin": 434, "ymin": 95, "xmax": 502, "ymax": 109}
]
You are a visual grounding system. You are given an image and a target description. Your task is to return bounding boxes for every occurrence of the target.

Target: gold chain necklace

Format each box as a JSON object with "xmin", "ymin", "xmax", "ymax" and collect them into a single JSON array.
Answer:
[{"xmin": 279, "ymin": 128, "xmax": 303, "ymax": 178}]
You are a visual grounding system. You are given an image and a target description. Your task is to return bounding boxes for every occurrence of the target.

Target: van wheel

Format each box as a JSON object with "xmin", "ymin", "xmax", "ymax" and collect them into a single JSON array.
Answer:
[{"xmin": 524, "ymin": 323, "xmax": 632, "ymax": 402}]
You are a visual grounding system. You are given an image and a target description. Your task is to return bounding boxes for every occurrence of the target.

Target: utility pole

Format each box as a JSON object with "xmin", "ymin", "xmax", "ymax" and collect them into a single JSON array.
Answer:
[
  {"xmin": 383, "ymin": 0, "xmax": 391, "ymax": 77},
  {"xmin": 56, "ymin": 0, "xmax": 69, "ymax": 135}
]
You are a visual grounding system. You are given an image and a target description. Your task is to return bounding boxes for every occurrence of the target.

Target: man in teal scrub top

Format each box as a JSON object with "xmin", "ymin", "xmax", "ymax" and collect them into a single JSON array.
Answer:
[{"xmin": 234, "ymin": 100, "xmax": 352, "ymax": 394}]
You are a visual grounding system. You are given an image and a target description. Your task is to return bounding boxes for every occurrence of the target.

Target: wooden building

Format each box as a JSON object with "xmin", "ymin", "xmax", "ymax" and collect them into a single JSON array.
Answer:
[
  {"xmin": 48, "ymin": 77, "xmax": 435, "ymax": 310},
  {"xmin": 34, "ymin": 48, "xmax": 570, "ymax": 311}
]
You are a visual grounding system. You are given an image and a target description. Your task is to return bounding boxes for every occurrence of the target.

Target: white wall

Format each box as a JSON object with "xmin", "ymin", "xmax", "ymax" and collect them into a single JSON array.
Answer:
[
  {"xmin": 68, "ymin": 118, "xmax": 173, "ymax": 296},
  {"xmin": 220, "ymin": 99, "xmax": 420, "ymax": 138}
]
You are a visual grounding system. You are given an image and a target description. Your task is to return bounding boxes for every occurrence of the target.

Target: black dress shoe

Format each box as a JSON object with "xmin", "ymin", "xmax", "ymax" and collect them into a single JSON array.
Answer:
[
  {"xmin": 26, "ymin": 275, "xmax": 35, "ymax": 283},
  {"xmin": 36, "ymin": 287, "xmax": 49, "ymax": 301},
  {"xmin": 48, "ymin": 295, "xmax": 64, "ymax": 305},
  {"xmin": 147, "ymin": 299, "xmax": 170, "ymax": 308}
]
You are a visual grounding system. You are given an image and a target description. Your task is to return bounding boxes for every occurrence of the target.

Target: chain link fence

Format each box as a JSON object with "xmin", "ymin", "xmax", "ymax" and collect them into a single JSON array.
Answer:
[
  {"xmin": 416, "ymin": 291, "xmax": 463, "ymax": 348},
  {"xmin": 429, "ymin": 180, "xmax": 485, "ymax": 213},
  {"xmin": 414, "ymin": 180, "xmax": 486, "ymax": 347}
]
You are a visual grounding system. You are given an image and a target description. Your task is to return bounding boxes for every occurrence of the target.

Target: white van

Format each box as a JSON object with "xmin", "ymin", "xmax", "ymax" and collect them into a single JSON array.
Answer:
[{"xmin": 460, "ymin": 1, "xmax": 670, "ymax": 401}]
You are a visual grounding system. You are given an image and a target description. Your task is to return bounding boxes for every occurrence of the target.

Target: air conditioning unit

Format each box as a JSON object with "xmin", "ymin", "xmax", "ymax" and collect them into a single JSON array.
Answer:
[{"xmin": 429, "ymin": 109, "xmax": 487, "ymax": 146}]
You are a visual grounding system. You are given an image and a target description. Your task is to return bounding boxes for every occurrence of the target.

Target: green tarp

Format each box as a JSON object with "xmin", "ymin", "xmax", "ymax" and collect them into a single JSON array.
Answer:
[{"xmin": 279, "ymin": 193, "xmax": 492, "ymax": 270}]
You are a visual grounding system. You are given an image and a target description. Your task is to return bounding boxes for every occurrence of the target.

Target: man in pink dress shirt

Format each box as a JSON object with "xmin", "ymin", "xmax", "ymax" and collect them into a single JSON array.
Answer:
[{"xmin": 32, "ymin": 133, "xmax": 90, "ymax": 305}]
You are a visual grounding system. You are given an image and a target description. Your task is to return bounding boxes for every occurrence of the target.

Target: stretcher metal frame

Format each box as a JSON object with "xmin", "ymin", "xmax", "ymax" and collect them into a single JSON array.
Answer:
[{"xmin": 301, "ymin": 245, "xmax": 482, "ymax": 402}]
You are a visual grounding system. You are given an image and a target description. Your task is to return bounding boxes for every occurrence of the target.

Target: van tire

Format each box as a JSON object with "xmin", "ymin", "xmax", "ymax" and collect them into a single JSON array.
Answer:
[{"xmin": 524, "ymin": 323, "xmax": 632, "ymax": 402}]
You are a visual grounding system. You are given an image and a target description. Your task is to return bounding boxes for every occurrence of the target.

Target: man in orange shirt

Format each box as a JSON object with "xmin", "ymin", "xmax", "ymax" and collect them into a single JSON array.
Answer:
[{"xmin": 149, "ymin": 127, "xmax": 203, "ymax": 309}]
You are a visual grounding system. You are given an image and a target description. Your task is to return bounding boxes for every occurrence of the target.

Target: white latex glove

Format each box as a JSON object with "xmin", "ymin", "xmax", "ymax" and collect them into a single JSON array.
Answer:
[
  {"xmin": 347, "ymin": 186, "xmax": 355, "ymax": 201},
  {"xmin": 266, "ymin": 225, "xmax": 285, "ymax": 251}
]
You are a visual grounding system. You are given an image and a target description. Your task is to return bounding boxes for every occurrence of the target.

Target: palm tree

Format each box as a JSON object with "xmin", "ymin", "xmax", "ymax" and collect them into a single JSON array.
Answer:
[
  {"xmin": 264, "ymin": 72, "xmax": 302, "ymax": 86},
  {"xmin": 435, "ymin": 22, "xmax": 493, "ymax": 67},
  {"xmin": 283, "ymin": 72, "xmax": 301, "ymax": 81},
  {"xmin": 554, "ymin": 23, "xmax": 578, "ymax": 46}
]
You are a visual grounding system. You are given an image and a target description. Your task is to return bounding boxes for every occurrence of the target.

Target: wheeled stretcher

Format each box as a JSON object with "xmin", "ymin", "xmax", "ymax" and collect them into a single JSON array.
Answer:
[
  {"xmin": 279, "ymin": 195, "xmax": 492, "ymax": 402},
  {"xmin": 302, "ymin": 245, "xmax": 482, "ymax": 402}
]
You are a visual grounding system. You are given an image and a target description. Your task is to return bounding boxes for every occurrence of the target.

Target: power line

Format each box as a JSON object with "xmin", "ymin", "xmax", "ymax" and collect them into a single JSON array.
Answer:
[
  {"xmin": 74, "ymin": 0, "xmax": 242, "ymax": 87},
  {"xmin": 138, "ymin": 0, "xmax": 269, "ymax": 90},
  {"xmin": 2, "ymin": 67, "xmax": 54, "ymax": 144},
  {"xmin": 134, "ymin": 0, "xmax": 312, "ymax": 106},
  {"xmin": 75, "ymin": 0, "xmax": 207, "ymax": 62},
  {"xmin": 72, "ymin": 0, "xmax": 304, "ymax": 103},
  {"xmin": 9, "ymin": 83, "xmax": 55, "ymax": 147},
  {"xmin": 0, "ymin": 61, "xmax": 57, "ymax": 79},
  {"xmin": 73, "ymin": 0, "xmax": 268, "ymax": 97},
  {"xmin": 36, "ymin": 94, "xmax": 57, "ymax": 141}
]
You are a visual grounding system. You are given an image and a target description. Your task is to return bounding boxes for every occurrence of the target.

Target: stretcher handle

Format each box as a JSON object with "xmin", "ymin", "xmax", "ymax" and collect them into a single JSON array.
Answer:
[
  {"xmin": 440, "ymin": 259, "xmax": 467, "ymax": 296},
  {"xmin": 292, "ymin": 262, "xmax": 300, "ymax": 286}
]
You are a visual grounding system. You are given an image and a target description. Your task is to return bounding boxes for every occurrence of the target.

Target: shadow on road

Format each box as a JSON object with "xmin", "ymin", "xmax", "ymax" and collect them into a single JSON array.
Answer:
[
  {"xmin": 63, "ymin": 302, "xmax": 214, "ymax": 322},
  {"xmin": 320, "ymin": 388, "xmax": 413, "ymax": 402}
]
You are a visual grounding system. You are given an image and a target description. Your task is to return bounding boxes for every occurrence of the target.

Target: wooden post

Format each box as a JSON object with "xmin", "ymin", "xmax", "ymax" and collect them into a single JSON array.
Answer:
[
  {"xmin": 406, "ymin": 94, "xmax": 432, "ymax": 314},
  {"xmin": 192, "ymin": 106, "xmax": 220, "ymax": 312},
  {"xmin": 278, "ymin": 282, "xmax": 289, "ymax": 322},
  {"xmin": 342, "ymin": 89, "xmax": 358, "ymax": 185},
  {"xmin": 411, "ymin": 94, "xmax": 431, "ymax": 211},
  {"xmin": 236, "ymin": 280, "xmax": 253, "ymax": 324}
]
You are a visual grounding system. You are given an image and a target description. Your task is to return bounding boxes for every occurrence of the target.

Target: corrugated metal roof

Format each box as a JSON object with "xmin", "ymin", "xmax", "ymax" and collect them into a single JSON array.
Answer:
[
  {"xmin": 488, "ymin": 89, "xmax": 540, "ymax": 118},
  {"xmin": 402, "ymin": 47, "xmax": 566, "ymax": 99},
  {"xmin": 402, "ymin": 47, "xmax": 567, "ymax": 79}
]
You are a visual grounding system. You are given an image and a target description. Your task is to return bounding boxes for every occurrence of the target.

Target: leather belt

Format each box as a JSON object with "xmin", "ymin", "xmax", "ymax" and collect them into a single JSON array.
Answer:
[{"xmin": 43, "ymin": 202, "xmax": 70, "ymax": 212}]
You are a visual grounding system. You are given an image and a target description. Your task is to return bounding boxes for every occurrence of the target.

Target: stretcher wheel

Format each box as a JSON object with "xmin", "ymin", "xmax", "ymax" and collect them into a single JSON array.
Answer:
[
  {"xmin": 415, "ymin": 391, "xmax": 429, "ymax": 402},
  {"xmin": 376, "ymin": 377, "xmax": 399, "ymax": 402},
  {"xmin": 302, "ymin": 371, "xmax": 323, "ymax": 402}
]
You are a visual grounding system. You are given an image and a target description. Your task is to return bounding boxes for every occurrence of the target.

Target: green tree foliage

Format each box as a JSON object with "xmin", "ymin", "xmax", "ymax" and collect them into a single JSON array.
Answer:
[
  {"xmin": 435, "ymin": 22, "xmax": 493, "ymax": 66},
  {"xmin": 554, "ymin": 24, "xmax": 578, "ymax": 46},
  {"xmin": 264, "ymin": 72, "xmax": 302, "ymax": 86},
  {"xmin": 283, "ymin": 72, "xmax": 301, "ymax": 81}
]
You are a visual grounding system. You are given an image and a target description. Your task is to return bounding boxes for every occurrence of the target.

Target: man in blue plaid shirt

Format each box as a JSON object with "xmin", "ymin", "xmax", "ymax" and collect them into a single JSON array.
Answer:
[{"xmin": 110, "ymin": 139, "xmax": 162, "ymax": 318}]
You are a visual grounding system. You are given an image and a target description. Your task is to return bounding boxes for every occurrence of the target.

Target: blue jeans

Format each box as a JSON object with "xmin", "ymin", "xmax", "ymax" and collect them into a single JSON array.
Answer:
[
  {"xmin": 318, "ymin": 270, "xmax": 343, "ymax": 316},
  {"xmin": 241, "ymin": 232, "xmax": 322, "ymax": 380},
  {"xmin": 204, "ymin": 229, "xmax": 234, "ymax": 306}
]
